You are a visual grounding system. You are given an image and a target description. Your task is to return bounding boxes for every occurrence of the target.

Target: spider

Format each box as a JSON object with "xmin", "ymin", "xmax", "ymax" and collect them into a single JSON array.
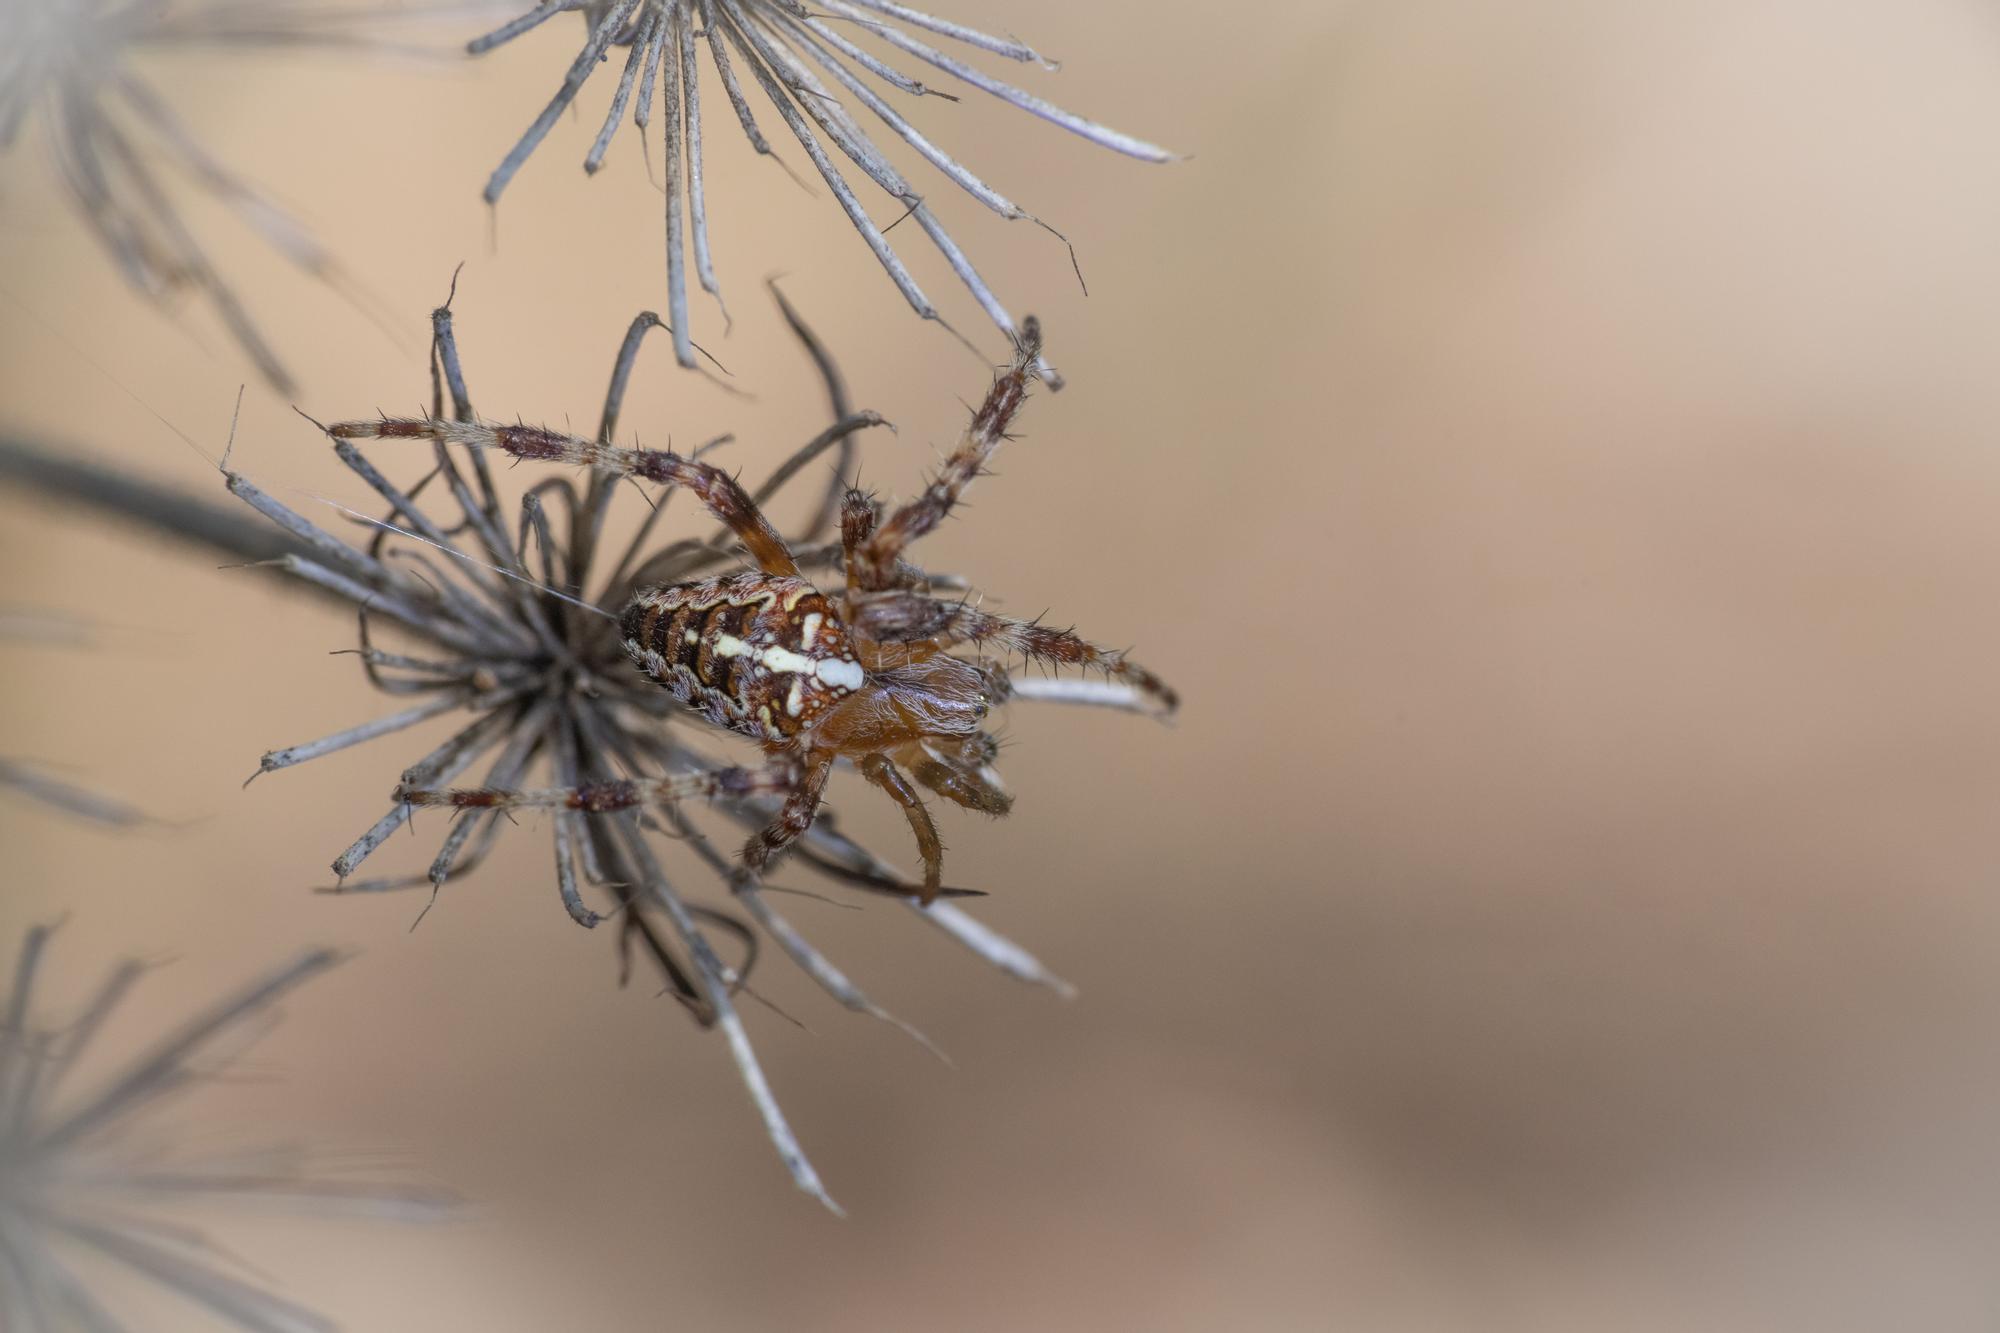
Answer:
[{"xmin": 327, "ymin": 322, "xmax": 1176, "ymax": 902}]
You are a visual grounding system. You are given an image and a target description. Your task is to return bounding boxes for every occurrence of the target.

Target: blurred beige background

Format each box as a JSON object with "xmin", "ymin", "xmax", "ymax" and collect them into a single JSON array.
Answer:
[{"xmin": 12, "ymin": 0, "xmax": 2000, "ymax": 1327}]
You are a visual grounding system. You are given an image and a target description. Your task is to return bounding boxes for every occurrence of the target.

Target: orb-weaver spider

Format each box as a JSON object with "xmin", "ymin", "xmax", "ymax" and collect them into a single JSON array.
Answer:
[{"xmin": 329, "ymin": 323, "xmax": 1175, "ymax": 902}]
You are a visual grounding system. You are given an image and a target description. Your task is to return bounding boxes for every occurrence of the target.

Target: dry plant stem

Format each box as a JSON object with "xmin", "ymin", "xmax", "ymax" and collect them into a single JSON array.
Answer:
[
  {"xmin": 602, "ymin": 734, "xmax": 949, "ymax": 1059},
  {"xmin": 603, "ymin": 803, "xmax": 840, "ymax": 1212},
  {"xmin": 471, "ymin": 0, "xmax": 1177, "ymax": 381},
  {"xmin": 0, "ymin": 435, "xmax": 310, "ymax": 569},
  {"xmin": 0, "ymin": 925, "xmax": 453, "ymax": 1333}
]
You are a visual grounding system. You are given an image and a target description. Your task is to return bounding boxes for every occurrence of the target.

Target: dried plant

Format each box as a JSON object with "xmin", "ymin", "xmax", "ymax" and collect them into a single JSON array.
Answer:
[
  {"xmin": 0, "ymin": 0, "xmax": 428, "ymax": 393},
  {"xmin": 470, "ymin": 0, "xmax": 1174, "ymax": 384},
  {"xmin": 217, "ymin": 280, "xmax": 1168, "ymax": 1207},
  {"xmin": 0, "ymin": 922, "xmax": 451, "ymax": 1331}
]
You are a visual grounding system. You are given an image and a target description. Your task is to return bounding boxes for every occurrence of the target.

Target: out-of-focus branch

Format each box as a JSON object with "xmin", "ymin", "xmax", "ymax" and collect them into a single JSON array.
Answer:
[{"xmin": 0, "ymin": 433, "xmax": 312, "ymax": 568}]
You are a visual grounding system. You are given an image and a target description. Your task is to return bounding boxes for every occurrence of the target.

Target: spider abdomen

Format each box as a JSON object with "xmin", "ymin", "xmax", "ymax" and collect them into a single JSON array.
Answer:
[{"xmin": 621, "ymin": 573, "xmax": 864, "ymax": 743}]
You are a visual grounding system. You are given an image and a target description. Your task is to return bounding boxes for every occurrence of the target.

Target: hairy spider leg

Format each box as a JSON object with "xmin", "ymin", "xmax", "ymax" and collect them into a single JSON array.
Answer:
[
  {"xmin": 860, "ymin": 752, "xmax": 944, "ymax": 902},
  {"xmin": 839, "ymin": 485, "xmax": 880, "ymax": 595},
  {"xmin": 896, "ymin": 734, "xmax": 1012, "ymax": 817},
  {"xmin": 854, "ymin": 594, "xmax": 1179, "ymax": 715},
  {"xmin": 740, "ymin": 748, "xmax": 835, "ymax": 879},
  {"xmin": 326, "ymin": 418, "xmax": 802, "ymax": 578},
  {"xmin": 848, "ymin": 318, "xmax": 1042, "ymax": 593},
  {"xmin": 396, "ymin": 758, "xmax": 795, "ymax": 814}
]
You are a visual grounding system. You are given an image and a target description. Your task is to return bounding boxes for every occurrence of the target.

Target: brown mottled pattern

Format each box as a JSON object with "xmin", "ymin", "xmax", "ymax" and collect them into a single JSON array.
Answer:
[{"xmin": 620, "ymin": 573, "xmax": 862, "ymax": 743}]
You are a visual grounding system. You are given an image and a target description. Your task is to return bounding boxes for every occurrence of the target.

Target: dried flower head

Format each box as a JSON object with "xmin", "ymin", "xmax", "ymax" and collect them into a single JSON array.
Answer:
[
  {"xmin": 0, "ymin": 0, "xmax": 416, "ymax": 392},
  {"xmin": 225, "ymin": 280, "xmax": 1169, "ymax": 1207},
  {"xmin": 0, "ymin": 923, "xmax": 450, "ymax": 1331},
  {"xmin": 470, "ymin": 0, "xmax": 1174, "ymax": 385}
]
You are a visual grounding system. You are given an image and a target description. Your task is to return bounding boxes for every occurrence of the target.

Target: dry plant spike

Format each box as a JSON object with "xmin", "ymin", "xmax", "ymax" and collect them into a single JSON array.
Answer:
[
  {"xmin": 469, "ymin": 0, "xmax": 1177, "ymax": 385},
  {"xmin": 0, "ymin": 924, "xmax": 454, "ymax": 1332},
  {"xmin": 0, "ymin": 1, "xmax": 438, "ymax": 392},
  {"xmin": 214, "ymin": 281, "xmax": 1172, "ymax": 1204},
  {"xmin": 0, "ymin": 757, "xmax": 151, "ymax": 828}
]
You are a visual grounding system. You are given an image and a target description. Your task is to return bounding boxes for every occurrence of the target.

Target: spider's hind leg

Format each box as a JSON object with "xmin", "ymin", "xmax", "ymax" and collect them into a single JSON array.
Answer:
[{"xmin": 325, "ymin": 419, "xmax": 803, "ymax": 578}]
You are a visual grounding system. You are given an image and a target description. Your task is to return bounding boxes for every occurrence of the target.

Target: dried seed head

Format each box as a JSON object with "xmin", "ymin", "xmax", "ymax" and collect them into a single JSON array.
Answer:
[{"xmin": 470, "ymin": 0, "xmax": 1177, "ymax": 386}]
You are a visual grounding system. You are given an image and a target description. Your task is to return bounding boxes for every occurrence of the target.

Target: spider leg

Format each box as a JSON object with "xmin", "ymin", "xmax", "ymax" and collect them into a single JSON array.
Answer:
[
  {"xmin": 898, "ymin": 735, "xmax": 1012, "ymax": 818},
  {"xmin": 849, "ymin": 319, "xmax": 1041, "ymax": 591},
  {"xmin": 840, "ymin": 485, "xmax": 879, "ymax": 594},
  {"xmin": 396, "ymin": 760, "xmax": 794, "ymax": 815},
  {"xmin": 855, "ymin": 593, "xmax": 1178, "ymax": 715},
  {"xmin": 740, "ymin": 749, "xmax": 834, "ymax": 879},
  {"xmin": 859, "ymin": 753, "xmax": 944, "ymax": 903},
  {"xmin": 325, "ymin": 417, "xmax": 802, "ymax": 578}
]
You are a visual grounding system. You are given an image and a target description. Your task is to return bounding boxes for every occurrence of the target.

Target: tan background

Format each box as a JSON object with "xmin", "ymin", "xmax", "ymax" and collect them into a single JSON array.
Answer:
[{"xmin": 10, "ymin": 0, "xmax": 2000, "ymax": 1327}]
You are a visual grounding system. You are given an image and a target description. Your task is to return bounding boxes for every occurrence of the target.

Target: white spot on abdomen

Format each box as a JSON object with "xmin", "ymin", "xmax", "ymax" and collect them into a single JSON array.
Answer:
[
  {"xmin": 759, "ymin": 646, "xmax": 814, "ymax": 676},
  {"xmin": 815, "ymin": 657, "xmax": 864, "ymax": 691}
]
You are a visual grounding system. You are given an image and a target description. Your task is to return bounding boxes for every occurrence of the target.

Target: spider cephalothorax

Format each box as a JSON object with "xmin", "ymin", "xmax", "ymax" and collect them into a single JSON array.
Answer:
[{"xmin": 331, "ymin": 320, "xmax": 1175, "ymax": 901}]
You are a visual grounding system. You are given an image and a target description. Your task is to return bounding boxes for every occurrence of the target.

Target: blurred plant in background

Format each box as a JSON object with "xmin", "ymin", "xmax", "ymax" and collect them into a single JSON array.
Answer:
[
  {"xmin": 0, "ymin": 0, "xmax": 432, "ymax": 393},
  {"xmin": 0, "ymin": 922, "xmax": 452, "ymax": 1331},
  {"xmin": 0, "ymin": 608, "xmax": 151, "ymax": 826},
  {"xmin": 471, "ymin": 0, "xmax": 1175, "ymax": 384}
]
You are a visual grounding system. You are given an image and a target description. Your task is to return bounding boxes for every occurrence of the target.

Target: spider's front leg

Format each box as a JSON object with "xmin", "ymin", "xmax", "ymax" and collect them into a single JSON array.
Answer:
[
  {"xmin": 325, "ymin": 418, "xmax": 803, "ymax": 578},
  {"xmin": 840, "ymin": 485, "xmax": 879, "ymax": 593},
  {"xmin": 853, "ymin": 592, "xmax": 1180, "ymax": 716},
  {"xmin": 847, "ymin": 319, "xmax": 1042, "ymax": 593}
]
